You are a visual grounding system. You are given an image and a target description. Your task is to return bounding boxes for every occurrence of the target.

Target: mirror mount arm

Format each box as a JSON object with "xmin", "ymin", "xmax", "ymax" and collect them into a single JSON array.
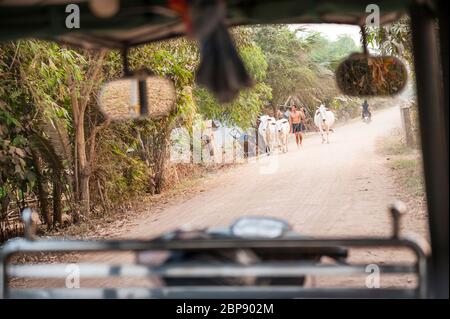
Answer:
[
  {"xmin": 121, "ymin": 47, "xmax": 149, "ymax": 116},
  {"xmin": 122, "ymin": 47, "xmax": 132, "ymax": 77},
  {"xmin": 360, "ymin": 25, "xmax": 369, "ymax": 55},
  {"xmin": 359, "ymin": 27, "xmax": 373, "ymax": 89},
  {"xmin": 138, "ymin": 80, "xmax": 149, "ymax": 116}
]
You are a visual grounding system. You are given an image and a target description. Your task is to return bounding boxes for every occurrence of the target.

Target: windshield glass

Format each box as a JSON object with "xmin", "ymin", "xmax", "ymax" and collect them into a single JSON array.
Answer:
[{"xmin": 1, "ymin": 18, "xmax": 430, "ymax": 290}]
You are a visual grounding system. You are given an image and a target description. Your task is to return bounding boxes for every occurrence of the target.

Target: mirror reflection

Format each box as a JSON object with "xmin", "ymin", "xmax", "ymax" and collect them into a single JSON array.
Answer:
[
  {"xmin": 98, "ymin": 76, "xmax": 176, "ymax": 120},
  {"xmin": 336, "ymin": 53, "xmax": 408, "ymax": 96}
]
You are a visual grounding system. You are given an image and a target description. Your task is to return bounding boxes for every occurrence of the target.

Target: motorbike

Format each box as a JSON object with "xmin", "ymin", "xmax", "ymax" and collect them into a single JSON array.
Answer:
[{"xmin": 362, "ymin": 110, "xmax": 371, "ymax": 124}]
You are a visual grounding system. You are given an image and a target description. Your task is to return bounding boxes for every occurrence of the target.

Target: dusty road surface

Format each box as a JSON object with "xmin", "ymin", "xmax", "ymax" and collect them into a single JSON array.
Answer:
[
  {"xmin": 10, "ymin": 106, "xmax": 429, "ymax": 292},
  {"xmin": 129, "ymin": 106, "xmax": 427, "ymax": 239}
]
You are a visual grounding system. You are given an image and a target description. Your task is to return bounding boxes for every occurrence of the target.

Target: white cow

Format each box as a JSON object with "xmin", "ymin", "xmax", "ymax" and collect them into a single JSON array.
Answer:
[
  {"xmin": 267, "ymin": 117, "xmax": 277, "ymax": 152},
  {"xmin": 258, "ymin": 115, "xmax": 270, "ymax": 154},
  {"xmin": 276, "ymin": 119, "xmax": 290, "ymax": 153},
  {"xmin": 314, "ymin": 104, "xmax": 335, "ymax": 143},
  {"xmin": 258, "ymin": 115, "xmax": 277, "ymax": 155}
]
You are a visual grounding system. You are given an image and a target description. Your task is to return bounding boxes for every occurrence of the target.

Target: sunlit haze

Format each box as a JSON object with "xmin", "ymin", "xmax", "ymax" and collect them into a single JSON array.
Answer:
[{"xmin": 292, "ymin": 23, "xmax": 361, "ymax": 47}]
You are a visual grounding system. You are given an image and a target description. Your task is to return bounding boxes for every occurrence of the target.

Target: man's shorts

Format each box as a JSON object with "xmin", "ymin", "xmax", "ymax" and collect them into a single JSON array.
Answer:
[{"xmin": 292, "ymin": 123, "xmax": 302, "ymax": 133}]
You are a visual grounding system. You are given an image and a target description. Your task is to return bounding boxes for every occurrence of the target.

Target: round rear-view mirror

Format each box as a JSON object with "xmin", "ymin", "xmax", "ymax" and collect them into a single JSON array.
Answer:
[
  {"xmin": 98, "ymin": 76, "xmax": 176, "ymax": 121},
  {"xmin": 335, "ymin": 53, "xmax": 407, "ymax": 96}
]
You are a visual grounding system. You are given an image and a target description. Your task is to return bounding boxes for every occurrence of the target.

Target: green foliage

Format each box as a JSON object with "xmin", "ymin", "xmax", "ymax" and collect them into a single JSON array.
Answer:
[
  {"xmin": 195, "ymin": 82, "xmax": 271, "ymax": 130},
  {"xmin": 328, "ymin": 96, "xmax": 362, "ymax": 120},
  {"xmin": 239, "ymin": 45, "xmax": 268, "ymax": 81},
  {"xmin": 194, "ymin": 43, "xmax": 271, "ymax": 129},
  {"xmin": 253, "ymin": 25, "xmax": 343, "ymax": 115},
  {"xmin": 308, "ymin": 33, "xmax": 359, "ymax": 69},
  {"xmin": 253, "ymin": 25, "xmax": 309, "ymax": 107},
  {"xmin": 129, "ymin": 39, "xmax": 197, "ymax": 87},
  {"xmin": 365, "ymin": 17, "xmax": 413, "ymax": 65},
  {"xmin": 0, "ymin": 45, "xmax": 36, "ymax": 214},
  {"xmin": 94, "ymin": 127, "xmax": 152, "ymax": 204},
  {"xmin": 0, "ymin": 102, "xmax": 33, "ymax": 188}
]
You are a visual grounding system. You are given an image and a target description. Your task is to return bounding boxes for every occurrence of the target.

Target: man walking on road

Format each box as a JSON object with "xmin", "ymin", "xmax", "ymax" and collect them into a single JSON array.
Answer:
[{"xmin": 289, "ymin": 104, "xmax": 305, "ymax": 148}]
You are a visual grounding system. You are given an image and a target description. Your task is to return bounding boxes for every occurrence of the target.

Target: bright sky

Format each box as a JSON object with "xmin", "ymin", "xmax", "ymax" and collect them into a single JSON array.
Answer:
[{"xmin": 290, "ymin": 23, "xmax": 362, "ymax": 47}]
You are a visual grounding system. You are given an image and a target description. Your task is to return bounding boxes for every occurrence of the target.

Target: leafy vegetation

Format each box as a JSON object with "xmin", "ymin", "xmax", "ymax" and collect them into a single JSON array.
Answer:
[
  {"xmin": 308, "ymin": 32, "xmax": 360, "ymax": 69},
  {"xmin": 366, "ymin": 17, "xmax": 413, "ymax": 65},
  {"xmin": 366, "ymin": 17, "xmax": 420, "ymax": 146},
  {"xmin": 253, "ymin": 25, "xmax": 360, "ymax": 117}
]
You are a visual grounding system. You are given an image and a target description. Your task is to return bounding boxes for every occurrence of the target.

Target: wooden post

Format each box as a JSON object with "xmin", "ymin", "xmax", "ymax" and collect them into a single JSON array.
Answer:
[{"xmin": 400, "ymin": 104, "xmax": 415, "ymax": 147}]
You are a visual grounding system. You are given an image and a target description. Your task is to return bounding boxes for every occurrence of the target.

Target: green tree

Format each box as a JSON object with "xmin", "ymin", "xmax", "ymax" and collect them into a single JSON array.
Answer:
[
  {"xmin": 195, "ymin": 44, "xmax": 271, "ymax": 129},
  {"xmin": 365, "ymin": 17, "xmax": 413, "ymax": 65},
  {"xmin": 309, "ymin": 33, "xmax": 359, "ymax": 69}
]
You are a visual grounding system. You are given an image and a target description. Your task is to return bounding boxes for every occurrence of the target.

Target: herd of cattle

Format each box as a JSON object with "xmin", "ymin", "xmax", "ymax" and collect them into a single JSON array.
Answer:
[
  {"xmin": 258, "ymin": 115, "xmax": 290, "ymax": 154},
  {"xmin": 258, "ymin": 105, "xmax": 336, "ymax": 154},
  {"xmin": 196, "ymin": 106, "xmax": 335, "ymax": 161}
]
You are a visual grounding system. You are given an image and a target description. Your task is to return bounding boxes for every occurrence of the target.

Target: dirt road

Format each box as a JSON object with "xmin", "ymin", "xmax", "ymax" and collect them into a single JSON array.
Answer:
[
  {"xmin": 130, "ymin": 106, "xmax": 418, "ymax": 238},
  {"xmin": 11, "ymin": 106, "xmax": 429, "ymax": 290}
]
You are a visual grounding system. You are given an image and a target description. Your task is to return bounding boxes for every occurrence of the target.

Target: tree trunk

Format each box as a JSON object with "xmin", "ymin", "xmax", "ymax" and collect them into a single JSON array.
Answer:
[
  {"xmin": 30, "ymin": 148, "xmax": 51, "ymax": 226},
  {"xmin": 0, "ymin": 182, "xmax": 11, "ymax": 220},
  {"xmin": 154, "ymin": 146, "xmax": 168, "ymax": 194},
  {"xmin": 68, "ymin": 50, "xmax": 106, "ymax": 218},
  {"xmin": 271, "ymin": 104, "xmax": 277, "ymax": 118},
  {"xmin": 76, "ymin": 118, "xmax": 90, "ymax": 217},
  {"xmin": 52, "ymin": 176, "xmax": 62, "ymax": 226},
  {"xmin": 153, "ymin": 123, "xmax": 170, "ymax": 194},
  {"xmin": 79, "ymin": 172, "xmax": 90, "ymax": 216}
]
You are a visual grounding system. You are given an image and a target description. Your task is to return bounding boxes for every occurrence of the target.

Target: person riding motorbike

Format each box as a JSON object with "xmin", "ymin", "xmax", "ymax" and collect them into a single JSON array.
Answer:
[{"xmin": 362, "ymin": 100, "xmax": 372, "ymax": 120}]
